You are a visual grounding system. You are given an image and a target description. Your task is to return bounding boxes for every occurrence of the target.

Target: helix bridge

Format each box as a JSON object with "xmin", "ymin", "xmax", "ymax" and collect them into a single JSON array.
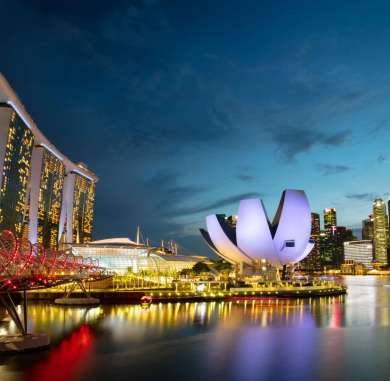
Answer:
[{"xmin": 0, "ymin": 230, "xmax": 105, "ymax": 340}]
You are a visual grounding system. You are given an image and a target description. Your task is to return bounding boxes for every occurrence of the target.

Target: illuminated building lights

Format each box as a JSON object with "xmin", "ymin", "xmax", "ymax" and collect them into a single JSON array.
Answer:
[
  {"xmin": 0, "ymin": 109, "xmax": 34, "ymax": 236},
  {"xmin": 1, "ymin": 74, "xmax": 98, "ymax": 248},
  {"xmin": 372, "ymin": 198, "xmax": 388, "ymax": 265},
  {"xmin": 37, "ymin": 149, "xmax": 65, "ymax": 249},
  {"xmin": 72, "ymin": 174, "xmax": 95, "ymax": 244}
]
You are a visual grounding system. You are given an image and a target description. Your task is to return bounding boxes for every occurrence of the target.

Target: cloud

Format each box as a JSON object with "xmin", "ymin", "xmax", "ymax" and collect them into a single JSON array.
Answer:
[
  {"xmin": 346, "ymin": 191, "xmax": 390, "ymax": 203},
  {"xmin": 235, "ymin": 174, "xmax": 255, "ymax": 182},
  {"xmin": 94, "ymin": 167, "xmax": 209, "ymax": 243},
  {"xmin": 345, "ymin": 193, "xmax": 375, "ymax": 201},
  {"xmin": 272, "ymin": 128, "xmax": 351, "ymax": 159},
  {"xmin": 175, "ymin": 192, "xmax": 264, "ymax": 216},
  {"xmin": 4, "ymin": 1, "xmax": 390, "ymax": 257},
  {"xmin": 316, "ymin": 164, "xmax": 351, "ymax": 176}
]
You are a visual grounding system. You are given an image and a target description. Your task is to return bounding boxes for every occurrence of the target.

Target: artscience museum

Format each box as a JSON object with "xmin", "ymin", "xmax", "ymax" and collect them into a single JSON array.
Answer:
[{"xmin": 200, "ymin": 189, "xmax": 314, "ymax": 271}]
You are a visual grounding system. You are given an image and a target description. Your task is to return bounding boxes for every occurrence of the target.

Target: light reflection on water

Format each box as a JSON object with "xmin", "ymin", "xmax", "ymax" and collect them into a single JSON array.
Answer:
[{"xmin": 1, "ymin": 276, "xmax": 390, "ymax": 381}]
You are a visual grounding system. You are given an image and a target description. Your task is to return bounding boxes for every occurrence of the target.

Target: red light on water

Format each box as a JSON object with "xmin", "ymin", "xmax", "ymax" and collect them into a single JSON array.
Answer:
[{"xmin": 23, "ymin": 325, "xmax": 94, "ymax": 381}]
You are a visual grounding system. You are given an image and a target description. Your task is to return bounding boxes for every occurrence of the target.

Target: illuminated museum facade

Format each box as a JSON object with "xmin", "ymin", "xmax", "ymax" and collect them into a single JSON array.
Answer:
[
  {"xmin": 0, "ymin": 73, "xmax": 98, "ymax": 249},
  {"xmin": 200, "ymin": 189, "xmax": 314, "ymax": 268}
]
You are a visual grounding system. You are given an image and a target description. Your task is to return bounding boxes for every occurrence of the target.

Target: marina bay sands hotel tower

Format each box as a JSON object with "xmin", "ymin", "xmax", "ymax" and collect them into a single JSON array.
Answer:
[{"xmin": 0, "ymin": 73, "xmax": 98, "ymax": 249}]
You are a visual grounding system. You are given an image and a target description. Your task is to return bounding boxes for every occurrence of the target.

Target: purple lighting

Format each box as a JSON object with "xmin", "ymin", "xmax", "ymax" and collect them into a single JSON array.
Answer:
[{"xmin": 203, "ymin": 189, "xmax": 313, "ymax": 267}]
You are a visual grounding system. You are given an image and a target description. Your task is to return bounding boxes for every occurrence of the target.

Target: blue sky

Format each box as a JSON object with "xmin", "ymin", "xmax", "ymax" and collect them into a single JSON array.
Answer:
[{"xmin": 1, "ymin": 0, "xmax": 390, "ymax": 255}]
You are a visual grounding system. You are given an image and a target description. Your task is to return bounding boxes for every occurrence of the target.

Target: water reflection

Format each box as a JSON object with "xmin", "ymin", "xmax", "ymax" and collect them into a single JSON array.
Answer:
[
  {"xmin": 1, "ymin": 276, "xmax": 390, "ymax": 381},
  {"xmin": 0, "ymin": 304, "xmax": 102, "ymax": 342},
  {"xmin": 23, "ymin": 325, "xmax": 94, "ymax": 381},
  {"xmin": 100, "ymin": 297, "xmax": 346, "ymax": 333}
]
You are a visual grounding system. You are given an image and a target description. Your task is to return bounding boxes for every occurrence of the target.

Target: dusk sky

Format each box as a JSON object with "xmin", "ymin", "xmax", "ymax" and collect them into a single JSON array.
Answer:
[{"xmin": 1, "ymin": 0, "xmax": 390, "ymax": 255}]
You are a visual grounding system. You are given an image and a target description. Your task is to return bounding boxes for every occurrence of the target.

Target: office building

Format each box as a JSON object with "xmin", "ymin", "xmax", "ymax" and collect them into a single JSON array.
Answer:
[
  {"xmin": 362, "ymin": 215, "xmax": 374, "ymax": 240},
  {"xmin": 324, "ymin": 208, "xmax": 337, "ymax": 233},
  {"xmin": 343, "ymin": 240, "xmax": 373, "ymax": 270},
  {"xmin": 301, "ymin": 212, "xmax": 321, "ymax": 271},
  {"xmin": 333, "ymin": 226, "xmax": 355, "ymax": 267},
  {"xmin": 373, "ymin": 198, "xmax": 388, "ymax": 265}
]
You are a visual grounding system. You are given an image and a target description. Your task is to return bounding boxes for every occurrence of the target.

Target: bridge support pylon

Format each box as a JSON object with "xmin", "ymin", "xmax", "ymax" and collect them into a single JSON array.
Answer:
[
  {"xmin": 0, "ymin": 290, "xmax": 49, "ymax": 353},
  {"xmin": 54, "ymin": 279, "xmax": 100, "ymax": 306}
]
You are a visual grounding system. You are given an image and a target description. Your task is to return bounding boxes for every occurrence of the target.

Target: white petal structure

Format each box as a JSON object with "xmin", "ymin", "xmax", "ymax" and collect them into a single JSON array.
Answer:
[
  {"xmin": 236, "ymin": 199, "xmax": 276, "ymax": 264},
  {"xmin": 205, "ymin": 215, "xmax": 252, "ymax": 265},
  {"xmin": 200, "ymin": 189, "xmax": 314, "ymax": 267}
]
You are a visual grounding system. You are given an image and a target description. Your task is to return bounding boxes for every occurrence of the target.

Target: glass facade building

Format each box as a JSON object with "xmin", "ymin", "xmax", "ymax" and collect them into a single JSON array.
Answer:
[
  {"xmin": 324, "ymin": 208, "xmax": 337, "ymax": 233},
  {"xmin": 373, "ymin": 198, "xmax": 388, "ymax": 265},
  {"xmin": 0, "ymin": 105, "xmax": 34, "ymax": 237},
  {"xmin": 362, "ymin": 215, "xmax": 374, "ymax": 240},
  {"xmin": 301, "ymin": 213, "xmax": 321, "ymax": 271},
  {"xmin": 321, "ymin": 208, "xmax": 344, "ymax": 268},
  {"xmin": 71, "ymin": 239, "xmax": 206, "ymax": 275}
]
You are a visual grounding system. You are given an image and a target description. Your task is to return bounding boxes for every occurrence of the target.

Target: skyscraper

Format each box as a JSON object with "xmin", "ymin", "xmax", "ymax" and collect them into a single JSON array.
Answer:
[
  {"xmin": 321, "ymin": 208, "xmax": 337, "ymax": 267},
  {"xmin": 373, "ymin": 198, "xmax": 388, "ymax": 265},
  {"xmin": 333, "ymin": 226, "xmax": 356, "ymax": 267},
  {"xmin": 31, "ymin": 147, "xmax": 65, "ymax": 249},
  {"xmin": 0, "ymin": 73, "xmax": 98, "ymax": 246},
  {"xmin": 362, "ymin": 215, "xmax": 374, "ymax": 240},
  {"xmin": 388, "ymin": 200, "xmax": 390, "ymax": 238},
  {"xmin": 72, "ymin": 171, "xmax": 95, "ymax": 244},
  {"xmin": 0, "ymin": 106, "xmax": 34, "ymax": 236},
  {"xmin": 324, "ymin": 208, "xmax": 337, "ymax": 233},
  {"xmin": 301, "ymin": 212, "xmax": 321, "ymax": 271}
]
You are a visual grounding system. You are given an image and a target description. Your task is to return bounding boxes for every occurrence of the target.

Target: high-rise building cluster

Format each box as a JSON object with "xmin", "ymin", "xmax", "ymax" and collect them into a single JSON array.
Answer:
[
  {"xmin": 302, "ymin": 197, "xmax": 390, "ymax": 273},
  {"xmin": 301, "ymin": 208, "xmax": 355, "ymax": 271},
  {"xmin": 342, "ymin": 198, "xmax": 389, "ymax": 273},
  {"xmin": 0, "ymin": 74, "xmax": 98, "ymax": 249}
]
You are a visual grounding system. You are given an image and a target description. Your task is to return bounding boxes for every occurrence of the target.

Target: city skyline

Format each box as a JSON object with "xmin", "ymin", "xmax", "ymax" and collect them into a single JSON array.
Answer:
[
  {"xmin": 1, "ymin": 2, "xmax": 390, "ymax": 379},
  {"xmin": 1, "ymin": 1, "xmax": 390, "ymax": 256}
]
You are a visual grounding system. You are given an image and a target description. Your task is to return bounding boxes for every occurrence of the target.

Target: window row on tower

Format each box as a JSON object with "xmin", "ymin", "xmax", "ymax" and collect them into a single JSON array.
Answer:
[{"xmin": 0, "ymin": 74, "xmax": 98, "ymax": 249}]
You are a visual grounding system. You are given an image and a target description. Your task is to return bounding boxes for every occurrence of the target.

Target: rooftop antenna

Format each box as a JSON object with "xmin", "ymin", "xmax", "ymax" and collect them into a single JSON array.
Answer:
[{"xmin": 136, "ymin": 225, "xmax": 140, "ymax": 245}]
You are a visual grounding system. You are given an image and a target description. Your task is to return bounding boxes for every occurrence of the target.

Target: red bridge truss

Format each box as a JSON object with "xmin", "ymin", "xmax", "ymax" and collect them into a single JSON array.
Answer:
[
  {"xmin": 0, "ymin": 230, "xmax": 106, "ymax": 339},
  {"xmin": 0, "ymin": 230, "xmax": 106, "ymax": 352},
  {"xmin": 0, "ymin": 230, "xmax": 104, "ymax": 292}
]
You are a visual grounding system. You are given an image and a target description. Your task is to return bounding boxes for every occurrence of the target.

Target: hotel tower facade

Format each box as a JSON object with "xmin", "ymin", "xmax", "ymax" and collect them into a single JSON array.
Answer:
[{"xmin": 0, "ymin": 73, "xmax": 98, "ymax": 249}]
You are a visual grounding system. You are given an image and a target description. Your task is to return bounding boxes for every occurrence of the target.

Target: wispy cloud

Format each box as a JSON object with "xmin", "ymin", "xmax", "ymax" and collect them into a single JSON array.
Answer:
[
  {"xmin": 377, "ymin": 154, "xmax": 387, "ymax": 163},
  {"xmin": 346, "ymin": 193, "xmax": 375, "ymax": 201},
  {"xmin": 175, "ymin": 192, "xmax": 264, "ymax": 216},
  {"xmin": 346, "ymin": 192, "xmax": 390, "ymax": 201},
  {"xmin": 317, "ymin": 163, "xmax": 351, "ymax": 176},
  {"xmin": 272, "ymin": 128, "xmax": 351, "ymax": 159},
  {"xmin": 235, "ymin": 174, "xmax": 255, "ymax": 182}
]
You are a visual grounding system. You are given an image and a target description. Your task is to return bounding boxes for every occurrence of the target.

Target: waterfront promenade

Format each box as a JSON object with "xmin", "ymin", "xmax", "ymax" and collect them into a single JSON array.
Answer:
[
  {"xmin": 26, "ymin": 281, "xmax": 346, "ymax": 303},
  {"xmin": 0, "ymin": 276, "xmax": 388, "ymax": 381}
]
